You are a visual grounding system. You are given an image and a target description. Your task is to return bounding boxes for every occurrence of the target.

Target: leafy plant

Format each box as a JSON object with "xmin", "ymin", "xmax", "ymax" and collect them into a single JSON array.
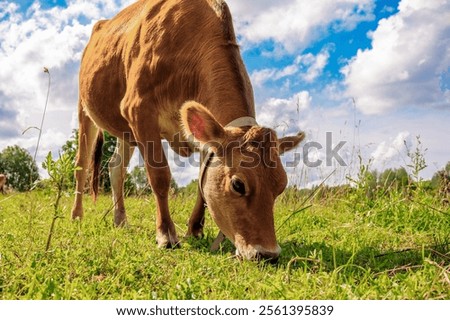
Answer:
[
  {"xmin": 405, "ymin": 135, "xmax": 427, "ymax": 184},
  {"xmin": 59, "ymin": 129, "xmax": 79, "ymax": 189},
  {"xmin": 41, "ymin": 151, "xmax": 80, "ymax": 251},
  {"xmin": 346, "ymin": 155, "xmax": 378, "ymax": 211}
]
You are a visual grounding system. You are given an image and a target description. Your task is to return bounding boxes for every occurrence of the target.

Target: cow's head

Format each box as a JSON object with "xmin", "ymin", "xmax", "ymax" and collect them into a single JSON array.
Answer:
[{"xmin": 181, "ymin": 101, "xmax": 304, "ymax": 261}]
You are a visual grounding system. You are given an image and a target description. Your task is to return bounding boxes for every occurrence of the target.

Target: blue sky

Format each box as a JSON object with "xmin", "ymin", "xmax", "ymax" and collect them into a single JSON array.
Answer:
[
  {"xmin": 0, "ymin": 0, "xmax": 449, "ymax": 186},
  {"xmin": 242, "ymin": 1, "xmax": 398, "ymax": 86}
]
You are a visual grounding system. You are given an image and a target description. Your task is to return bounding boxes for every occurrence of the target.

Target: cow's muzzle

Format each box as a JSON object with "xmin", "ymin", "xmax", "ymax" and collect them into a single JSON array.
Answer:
[{"xmin": 236, "ymin": 244, "xmax": 281, "ymax": 263}]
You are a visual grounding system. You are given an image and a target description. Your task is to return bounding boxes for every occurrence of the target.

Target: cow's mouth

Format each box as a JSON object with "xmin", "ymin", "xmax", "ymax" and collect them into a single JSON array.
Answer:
[{"xmin": 234, "ymin": 243, "xmax": 281, "ymax": 263}]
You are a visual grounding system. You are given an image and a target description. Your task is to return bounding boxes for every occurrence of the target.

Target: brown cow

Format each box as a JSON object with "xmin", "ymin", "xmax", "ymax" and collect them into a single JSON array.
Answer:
[
  {"xmin": 0, "ymin": 174, "xmax": 6, "ymax": 194},
  {"xmin": 71, "ymin": 0, "xmax": 304, "ymax": 261}
]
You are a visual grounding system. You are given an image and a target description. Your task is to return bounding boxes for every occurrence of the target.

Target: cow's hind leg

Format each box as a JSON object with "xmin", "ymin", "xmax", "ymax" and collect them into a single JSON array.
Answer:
[
  {"xmin": 109, "ymin": 138, "xmax": 135, "ymax": 226},
  {"xmin": 71, "ymin": 103, "xmax": 99, "ymax": 219}
]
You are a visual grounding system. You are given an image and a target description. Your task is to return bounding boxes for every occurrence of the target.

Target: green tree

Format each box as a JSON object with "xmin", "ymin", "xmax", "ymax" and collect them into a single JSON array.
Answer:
[
  {"xmin": 180, "ymin": 179, "xmax": 199, "ymax": 196},
  {"xmin": 125, "ymin": 166, "xmax": 179, "ymax": 196},
  {"xmin": 170, "ymin": 177, "xmax": 179, "ymax": 195},
  {"xmin": 431, "ymin": 161, "xmax": 450, "ymax": 197},
  {"xmin": 128, "ymin": 166, "xmax": 151, "ymax": 195},
  {"xmin": 379, "ymin": 167, "xmax": 409, "ymax": 190},
  {"xmin": 0, "ymin": 145, "xmax": 39, "ymax": 191},
  {"xmin": 61, "ymin": 129, "xmax": 79, "ymax": 161}
]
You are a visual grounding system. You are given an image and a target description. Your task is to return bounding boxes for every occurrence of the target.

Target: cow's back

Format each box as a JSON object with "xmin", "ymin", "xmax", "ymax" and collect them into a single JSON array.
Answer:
[{"xmin": 79, "ymin": 0, "xmax": 243, "ymax": 140}]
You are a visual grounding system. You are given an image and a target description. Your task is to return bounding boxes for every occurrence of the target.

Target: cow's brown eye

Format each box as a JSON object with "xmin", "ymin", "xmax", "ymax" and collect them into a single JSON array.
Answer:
[{"xmin": 231, "ymin": 177, "xmax": 246, "ymax": 196}]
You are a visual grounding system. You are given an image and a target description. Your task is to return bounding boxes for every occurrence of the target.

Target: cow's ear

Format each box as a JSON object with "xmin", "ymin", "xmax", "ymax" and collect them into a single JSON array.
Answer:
[
  {"xmin": 278, "ymin": 132, "xmax": 305, "ymax": 154},
  {"xmin": 181, "ymin": 101, "xmax": 225, "ymax": 144}
]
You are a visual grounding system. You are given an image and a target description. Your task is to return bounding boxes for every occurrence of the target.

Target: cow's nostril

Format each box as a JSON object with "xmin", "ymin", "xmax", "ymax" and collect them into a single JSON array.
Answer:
[
  {"xmin": 266, "ymin": 256, "xmax": 279, "ymax": 264},
  {"xmin": 256, "ymin": 251, "xmax": 280, "ymax": 264},
  {"xmin": 235, "ymin": 245, "xmax": 281, "ymax": 262}
]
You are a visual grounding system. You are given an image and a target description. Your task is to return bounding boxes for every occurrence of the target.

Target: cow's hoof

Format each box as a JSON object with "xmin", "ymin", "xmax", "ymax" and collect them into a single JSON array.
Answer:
[
  {"xmin": 71, "ymin": 205, "xmax": 84, "ymax": 220},
  {"xmin": 114, "ymin": 210, "xmax": 127, "ymax": 227},
  {"xmin": 157, "ymin": 240, "xmax": 181, "ymax": 249},
  {"xmin": 114, "ymin": 218, "xmax": 128, "ymax": 227},
  {"xmin": 156, "ymin": 231, "xmax": 180, "ymax": 249},
  {"xmin": 185, "ymin": 228, "xmax": 204, "ymax": 239},
  {"xmin": 71, "ymin": 211, "xmax": 83, "ymax": 220}
]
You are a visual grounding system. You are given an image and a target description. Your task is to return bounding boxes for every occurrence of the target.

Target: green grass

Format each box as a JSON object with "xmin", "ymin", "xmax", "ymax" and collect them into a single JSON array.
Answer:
[{"xmin": 0, "ymin": 186, "xmax": 449, "ymax": 299}]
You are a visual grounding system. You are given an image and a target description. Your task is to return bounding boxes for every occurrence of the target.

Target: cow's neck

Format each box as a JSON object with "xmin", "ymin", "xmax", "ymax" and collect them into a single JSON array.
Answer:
[{"xmin": 202, "ymin": 47, "xmax": 256, "ymax": 127}]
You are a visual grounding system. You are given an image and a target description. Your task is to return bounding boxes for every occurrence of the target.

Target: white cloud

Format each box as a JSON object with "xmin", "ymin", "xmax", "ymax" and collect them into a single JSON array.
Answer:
[
  {"xmin": 0, "ymin": 1, "xmax": 18, "ymax": 20},
  {"xmin": 227, "ymin": 0, "xmax": 375, "ymax": 53},
  {"xmin": 371, "ymin": 131, "xmax": 411, "ymax": 167},
  {"xmin": 251, "ymin": 64, "xmax": 299, "ymax": 88},
  {"xmin": 250, "ymin": 47, "xmax": 330, "ymax": 88},
  {"xmin": 0, "ymin": 0, "xmax": 133, "ymax": 169},
  {"xmin": 256, "ymin": 91, "xmax": 311, "ymax": 134},
  {"xmin": 295, "ymin": 48, "xmax": 330, "ymax": 83},
  {"xmin": 342, "ymin": 0, "xmax": 450, "ymax": 114}
]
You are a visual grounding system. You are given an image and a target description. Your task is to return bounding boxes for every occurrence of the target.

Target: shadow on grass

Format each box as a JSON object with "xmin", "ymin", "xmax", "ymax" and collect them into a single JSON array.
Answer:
[
  {"xmin": 277, "ymin": 239, "xmax": 450, "ymax": 276},
  {"xmin": 183, "ymin": 232, "xmax": 235, "ymax": 255},
  {"xmin": 184, "ymin": 234, "xmax": 449, "ymax": 277}
]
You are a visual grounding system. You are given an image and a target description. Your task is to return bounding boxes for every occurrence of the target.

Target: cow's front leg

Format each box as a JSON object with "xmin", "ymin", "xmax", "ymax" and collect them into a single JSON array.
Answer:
[
  {"xmin": 186, "ymin": 188, "xmax": 206, "ymax": 238},
  {"xmin": 186, "ymin": 151, "xmax": 206, "ymax": 238},
  {"xmin": 131, "ymin": 122, "xmax": 179, "ymax": 248},
  {"xmin": 144, "ymin": 143, "xmax": 179, "ymax": 248}
]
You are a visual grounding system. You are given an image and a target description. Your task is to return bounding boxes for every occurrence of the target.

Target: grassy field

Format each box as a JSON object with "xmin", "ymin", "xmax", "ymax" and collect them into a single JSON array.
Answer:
[{"xmin": 0, "ymin": 185, "xmax": 449, "ymax": 300}]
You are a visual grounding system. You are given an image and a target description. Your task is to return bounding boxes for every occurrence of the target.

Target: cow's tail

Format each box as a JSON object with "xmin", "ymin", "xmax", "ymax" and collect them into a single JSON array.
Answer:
[{"xmin": 90, "ymin": 130, "xmax": 104, "ymax": 202}]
